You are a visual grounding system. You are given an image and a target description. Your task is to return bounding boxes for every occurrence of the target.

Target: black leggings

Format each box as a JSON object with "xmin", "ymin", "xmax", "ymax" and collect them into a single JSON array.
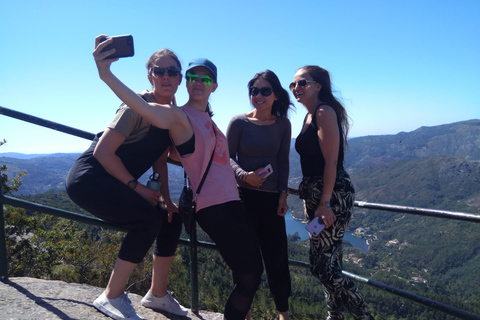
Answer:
[
  {"xmin": 196, "ymin": 201, "xmax": 263, "ymax": 320},
  {"xmin": 238, "ymin": 187, "xmax": 291, "ymax": 312},
  {"xmin": 66, "ymin": 174, "xmax": 182, "ymax": 263}
]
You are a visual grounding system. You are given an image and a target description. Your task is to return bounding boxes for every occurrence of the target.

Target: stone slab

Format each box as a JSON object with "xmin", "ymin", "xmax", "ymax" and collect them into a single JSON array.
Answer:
[{"xmin": 0, "ymin": 277, "xmax": 223, "ymax": 320}]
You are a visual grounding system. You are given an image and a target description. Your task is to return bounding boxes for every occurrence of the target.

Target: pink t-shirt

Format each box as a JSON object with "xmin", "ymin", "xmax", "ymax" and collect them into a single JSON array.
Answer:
[{"xmin": 180, "ymin": 106, "xmax": 240, "ymax": 212}]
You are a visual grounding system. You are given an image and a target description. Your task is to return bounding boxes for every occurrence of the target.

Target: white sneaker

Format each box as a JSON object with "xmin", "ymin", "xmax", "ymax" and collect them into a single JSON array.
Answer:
[
  {"xmin": 141, "ymin": 290, "xmax": 188, "ymax": 316},
  {"xmin": 93, "ymin": 292, "xmax": 144, "ymax": 320}
]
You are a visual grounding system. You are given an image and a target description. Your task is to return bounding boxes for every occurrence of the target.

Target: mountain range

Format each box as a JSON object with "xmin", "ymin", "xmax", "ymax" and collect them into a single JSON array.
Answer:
[{"xmin": 345, "ymin": 119, "xmax": 480, "ymax": 213}]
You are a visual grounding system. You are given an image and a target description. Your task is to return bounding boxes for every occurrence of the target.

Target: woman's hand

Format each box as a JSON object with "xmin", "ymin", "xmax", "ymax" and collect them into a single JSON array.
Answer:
[
  {"xmin": 164, "ymin": 199, "xmax": 179, "ymax": 223},
  {"xmin": 315, "ymin": 206, "xmax": 336, "ymax": 228},
  {"xmin": 277, "ymin": 192, "xmax": 288, "ymax": 217},
  {"xmin": 92, "ymin": 34, "xmax": 118, "ymax": 80},
  {"xmin": 135, "ymin": 184, "xmax": 162, "ymax": 206},
  {"xmin": 245, "ymin": 168, "xmax": 267, "ymax": 188}
]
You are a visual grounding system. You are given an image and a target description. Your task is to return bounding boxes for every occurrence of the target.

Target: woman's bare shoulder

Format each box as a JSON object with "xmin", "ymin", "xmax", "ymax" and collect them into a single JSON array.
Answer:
[{"xmin": 316, "ymin": 104, "xmax": 336, "ymax": 118}]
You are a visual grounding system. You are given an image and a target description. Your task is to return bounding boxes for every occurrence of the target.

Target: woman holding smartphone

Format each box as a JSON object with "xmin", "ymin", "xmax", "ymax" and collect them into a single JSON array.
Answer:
[
  {"xmin": 226, "ymin": 70, "xmax": 293, "ymax": 320},
  {"xmin": 291, "ymin": 65, "xmax": 373, "ymax": 320},
  {"xmin": 92, "ymin": 35, "xmax": 263, "ymax": 320},
  {"xmin": 66, "ymin": 47, "xmax": 188, "ymax": 320}
]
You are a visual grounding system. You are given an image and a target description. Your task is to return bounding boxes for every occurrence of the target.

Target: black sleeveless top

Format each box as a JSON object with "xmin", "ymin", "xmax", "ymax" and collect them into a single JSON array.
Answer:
[
  {"xmin": 295, "ymin": 103, "xmax": 344, "ymax": 177},
  {"xmin": 67, "ymin": 124, "xmax": 171, "ymax": 184}
]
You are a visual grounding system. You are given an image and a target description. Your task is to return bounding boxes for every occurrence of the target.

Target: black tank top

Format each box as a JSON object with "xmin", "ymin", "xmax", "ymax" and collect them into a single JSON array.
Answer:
[
  {"xmin": 295, "ymin": 103, "xmax": 344, "ymax": 177},
  {"xmin": 68, "ymin": 125, "xmax": 171, "ymax": 184}
]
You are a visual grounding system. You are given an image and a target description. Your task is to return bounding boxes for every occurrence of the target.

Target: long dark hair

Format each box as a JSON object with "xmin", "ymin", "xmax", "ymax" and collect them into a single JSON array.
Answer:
[
  {"xmin": 299, "ymin": 65, "xmax": 349, "ymax": 146},
  {"xmin": 248, "ymin": 70, "xmax": 294, "ymax": 118}
]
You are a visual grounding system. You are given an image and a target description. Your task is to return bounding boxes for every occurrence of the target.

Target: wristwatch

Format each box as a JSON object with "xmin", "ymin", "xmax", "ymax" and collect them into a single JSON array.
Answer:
[
  {"xmin": 320, "ymin": 201, "xmax": 331, "ymax": 208},
  {"xmin": 127, "ymin": 179, "xmax": 138, "ymax": 190}
]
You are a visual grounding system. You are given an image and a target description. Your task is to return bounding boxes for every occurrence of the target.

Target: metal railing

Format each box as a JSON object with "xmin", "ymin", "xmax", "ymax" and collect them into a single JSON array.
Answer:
[{"xmin": 1, "ymin": 105, "xmax": 479, "ymax": 320}]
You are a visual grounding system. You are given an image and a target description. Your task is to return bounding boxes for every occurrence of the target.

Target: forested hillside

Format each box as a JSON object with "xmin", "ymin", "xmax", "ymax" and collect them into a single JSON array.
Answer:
[
  {"xmin": 1, "ymin": 153, "xmax": 80, "ymax": 195},
  {"xmin": 352, "ymin": 155, "xmax": 480, "ymax": 212}
]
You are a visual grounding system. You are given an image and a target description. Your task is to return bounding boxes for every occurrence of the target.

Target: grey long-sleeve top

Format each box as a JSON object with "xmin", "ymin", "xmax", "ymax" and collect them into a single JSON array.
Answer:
[{"xmin": 226, "ymin": 113, "xmax": 291, "ymax": 193}]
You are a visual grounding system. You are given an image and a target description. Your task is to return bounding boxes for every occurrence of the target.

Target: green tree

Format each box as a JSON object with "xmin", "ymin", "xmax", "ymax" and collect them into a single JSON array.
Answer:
[{"xmin": 1, "ymin": 139, "xmax": 26, "ymax": 195}]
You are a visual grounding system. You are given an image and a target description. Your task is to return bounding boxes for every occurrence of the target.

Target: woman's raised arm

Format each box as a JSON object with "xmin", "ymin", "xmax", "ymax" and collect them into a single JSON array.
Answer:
[{"xmin": 92, "ymin": 35, "xmax": 178, "ymax": 131}]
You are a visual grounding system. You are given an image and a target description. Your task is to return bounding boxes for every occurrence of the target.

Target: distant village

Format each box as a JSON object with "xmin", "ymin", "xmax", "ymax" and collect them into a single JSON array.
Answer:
[{"xmin": 346, "ymin": 228, "xmax": 429, "ymax": 285}]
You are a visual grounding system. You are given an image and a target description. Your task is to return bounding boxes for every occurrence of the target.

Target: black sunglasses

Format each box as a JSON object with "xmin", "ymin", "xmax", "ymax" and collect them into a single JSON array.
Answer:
[
  {"xmin": 152, "ymin": 67, "xmax": 180, "ymax": 77},
  {"xmin": 249, "ymin": 86, "xmax": 273, "ymax": 97},
  {"xmin": 289, "ymin": 79, "xmax": 316, "ymax": 91}
]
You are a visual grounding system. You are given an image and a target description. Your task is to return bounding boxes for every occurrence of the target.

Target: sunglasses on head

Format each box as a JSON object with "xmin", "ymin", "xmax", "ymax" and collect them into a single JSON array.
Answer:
[
  {"xmin": 249, "ymin": 86, "xmax": 273, "ymax": 97},
  {"xmin": 152, "ymin": 67, "xmax": 180, "ymax": 77},
  {"xmin": 186, "ymin": 72, "xmax": 213, "ymax": 86},
  {"xmin": 289, "ymin": 79, "xmax": 316, "ymax": 91}
]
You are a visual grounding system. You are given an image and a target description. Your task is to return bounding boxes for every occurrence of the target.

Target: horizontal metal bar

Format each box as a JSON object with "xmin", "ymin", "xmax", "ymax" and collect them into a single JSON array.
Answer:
[
  {"xmin": 343, "ymin": 271, "xmax": 480, "ymax": 320},
  {"xmin": 355, "ymin": 201, "xmax": 480, "ymax": 223},
  {"xmin": 288, "ymin": 189, "xmax": 478, "ymax": 223},
  {"xmin": 0, "ymin": 106, "xmax": 95, "ymax": 141},
  {"xmin": 178, "ymin": 238, "xmax": 218, "ymax": 250}
]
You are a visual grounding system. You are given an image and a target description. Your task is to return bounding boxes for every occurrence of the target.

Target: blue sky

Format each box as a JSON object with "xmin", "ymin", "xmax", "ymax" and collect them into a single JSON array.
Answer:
[{"xmin": 1, "ymin": 0, "xmax": 479, "ymax": 154}]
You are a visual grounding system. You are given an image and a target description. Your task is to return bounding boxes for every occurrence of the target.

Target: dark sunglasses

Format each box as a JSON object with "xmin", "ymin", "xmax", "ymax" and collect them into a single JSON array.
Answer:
[
  {"xmin": 152, "ymin": 67, "xmax": 180, "ymax": 77},
  {"xmin": 289, "ymin": 79, "xmax": 316, "ymax": 91},
  {"xmin": 186, "ymin": 72, "xmax": 213, "ymax": 86},
  {"xmin": 249, "ymin": 86, "xmax": 273, "ymax": 97}
]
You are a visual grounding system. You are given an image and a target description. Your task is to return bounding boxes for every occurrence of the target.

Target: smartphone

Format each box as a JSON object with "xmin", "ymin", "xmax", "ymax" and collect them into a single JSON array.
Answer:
[
  {"xmin": 100, "ymin": 35, "xmax": 134, "ymax": 59},
  {"xmin": 305, "ymin": 216, "xmax": 325, "ymax": 236},
  {"xmin": 258, "ymin": 164, "xmax": 273, "ymax": 178}
]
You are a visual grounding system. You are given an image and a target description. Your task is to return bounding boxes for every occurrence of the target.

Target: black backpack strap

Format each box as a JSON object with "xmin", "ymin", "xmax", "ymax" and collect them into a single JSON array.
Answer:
[
  {"xmin": 185, "ymin": 120, "xmax": 217, "ymax": 198},
  {"xmin": 195, "ymin": 151, "xmax": 214, "ymax": 195}
]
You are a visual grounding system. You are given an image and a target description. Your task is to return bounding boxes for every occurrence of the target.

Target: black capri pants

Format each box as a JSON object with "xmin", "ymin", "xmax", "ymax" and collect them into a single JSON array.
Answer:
[{"xmin": 66, "ymin": 173, "xmax": 182, "ymax": 264}]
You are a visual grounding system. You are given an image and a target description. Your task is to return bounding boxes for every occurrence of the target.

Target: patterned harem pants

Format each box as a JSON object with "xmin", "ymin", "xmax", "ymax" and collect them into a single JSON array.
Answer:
[{"xmin": 298, "ymin": 170, "xmax": 369, "ymax": 320}]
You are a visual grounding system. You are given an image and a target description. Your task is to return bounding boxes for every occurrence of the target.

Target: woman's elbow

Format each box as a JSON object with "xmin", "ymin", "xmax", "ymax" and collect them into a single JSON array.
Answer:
[{"xmin": 93, "ymin": 147, "xmax": 110, "ymax": 164}]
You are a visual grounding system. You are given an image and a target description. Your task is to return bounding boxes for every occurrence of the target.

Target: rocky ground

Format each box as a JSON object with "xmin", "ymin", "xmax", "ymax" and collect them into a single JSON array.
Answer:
[{"xmin": 0, "ymin": 277, "xmax": 223, "ymax": 320}]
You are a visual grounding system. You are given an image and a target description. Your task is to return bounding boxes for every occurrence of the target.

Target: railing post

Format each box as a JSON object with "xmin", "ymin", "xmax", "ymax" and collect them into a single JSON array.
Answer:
[
  {"xmin": 0, "ymin": 184, "xmax": 8, "ymax": 281},
  {"xmin": 189, "ymin": 221, "xmax": 199, "ymax": 314}
]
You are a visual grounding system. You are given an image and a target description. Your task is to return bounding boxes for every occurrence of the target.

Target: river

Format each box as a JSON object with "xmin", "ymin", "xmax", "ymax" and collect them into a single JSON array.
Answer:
[{"xmin": 285, "ymin": 211, "xmax": 369, "ymax": 253}]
